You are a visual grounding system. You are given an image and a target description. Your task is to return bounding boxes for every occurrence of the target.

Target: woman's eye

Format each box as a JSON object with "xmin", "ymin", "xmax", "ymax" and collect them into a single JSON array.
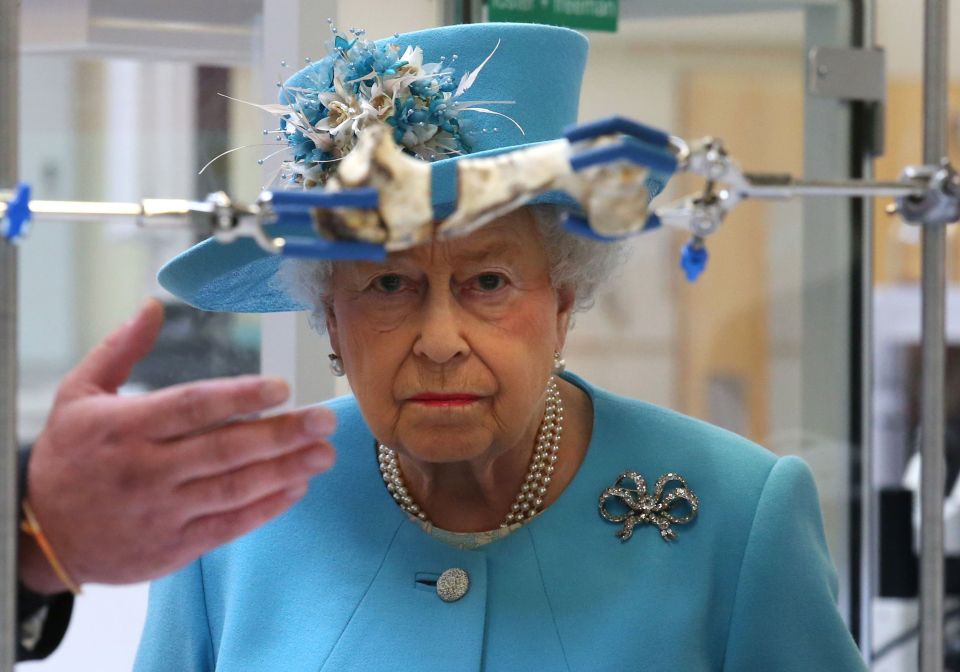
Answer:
[
  {"xmin": 373, "ymin": 274, "xmax": 406, "ymax": 293},
  {"xmin": 475, "ymin": 273, "xmax": 506, "ymax": 292}
]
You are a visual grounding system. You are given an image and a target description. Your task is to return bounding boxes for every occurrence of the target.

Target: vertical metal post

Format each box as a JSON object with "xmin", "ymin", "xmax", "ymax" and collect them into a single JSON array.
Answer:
[
  {"xmin": 442, "ymin": 0, "xmax": 482, "ymax": 25},
  {"xmin": 859, "ymin": 0, "xmax": 877, "ymax": 662},
  {"xmin": 803, "ymin": 1, "xmax": 855, "ymax": 624},
  {"xmin": 0, "ymin": 0, "xmax": 17, "ymax": 667},
  {"xmin": 919, "ymin": 0, "xmax": 948, "ymax": 670}
]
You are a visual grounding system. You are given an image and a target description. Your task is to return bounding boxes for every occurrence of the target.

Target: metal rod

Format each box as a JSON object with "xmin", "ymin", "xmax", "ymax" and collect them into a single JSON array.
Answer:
[
  {"xmin": 919, "ymin": 0, "xmax": 948, "ymax": 670},
  {"xmin": 0, "ymin": 198, "xmax": 196, "ymax": 222},
  {"xmin": 859, "ymin": 0, "xmax": 878, "ymax": 663},
  {"xmin": 28, "ymin": 200, "xmax": 146, "ymax": 218},
  {"xmin": 0, "ymin": 0, "xmax": 17, "ymax": 665},
  {"xmin": 0, "ymin": 177, "xmax": 930, "ymax": 227},
  {"xmin": 742, "ymin": 178, "xmax": 924, "ymax": 200},
  {"xmin": 859, "ymin": 152, "xmax": 877, "ymax": 668}
]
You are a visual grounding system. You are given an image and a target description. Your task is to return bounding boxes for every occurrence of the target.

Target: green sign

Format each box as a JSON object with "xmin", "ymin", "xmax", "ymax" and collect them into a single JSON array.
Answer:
[{"xmin": 488, "ymin": 0, "xmax": 619, "ymax": 33}]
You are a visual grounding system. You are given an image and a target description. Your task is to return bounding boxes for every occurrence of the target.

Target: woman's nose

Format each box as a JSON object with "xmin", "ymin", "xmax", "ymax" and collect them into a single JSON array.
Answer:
[{"xmin": 412, "ymin": 288, "xmax": 470, "ymax": 364}]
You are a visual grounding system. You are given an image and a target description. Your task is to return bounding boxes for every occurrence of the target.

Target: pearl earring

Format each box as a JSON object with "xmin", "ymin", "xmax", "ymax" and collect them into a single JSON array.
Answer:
[
  {"xmin": 328, "ymin": 354, "xmax": 345, "ymax": 377},
  {"xmin": 553, "ymin": 351, "xmax": 566, "ymax": 374}
]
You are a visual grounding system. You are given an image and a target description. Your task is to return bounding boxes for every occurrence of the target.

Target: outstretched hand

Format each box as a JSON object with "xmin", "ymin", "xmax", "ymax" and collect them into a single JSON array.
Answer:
[{"xmin": 19, "ymin": 299, "xmax": 336, "ymax": 593}]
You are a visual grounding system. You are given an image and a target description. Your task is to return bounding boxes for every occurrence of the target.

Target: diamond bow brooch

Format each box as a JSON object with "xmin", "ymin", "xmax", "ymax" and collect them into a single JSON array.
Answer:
[{"xmin": 598, "ymin": 472, "xmax": 700, "ymax": 542}]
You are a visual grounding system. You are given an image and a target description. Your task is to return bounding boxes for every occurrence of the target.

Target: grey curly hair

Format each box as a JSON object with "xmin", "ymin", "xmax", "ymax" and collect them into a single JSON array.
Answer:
[{"xmin": 275, "ymin": 205, "xmax": 628, "ymax": 334}]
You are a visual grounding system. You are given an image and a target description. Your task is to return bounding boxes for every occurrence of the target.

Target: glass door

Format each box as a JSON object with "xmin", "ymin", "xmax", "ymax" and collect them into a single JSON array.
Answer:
[{"xmin": 550, "ymin": 0, "xmax": 861, "ymax": 637}]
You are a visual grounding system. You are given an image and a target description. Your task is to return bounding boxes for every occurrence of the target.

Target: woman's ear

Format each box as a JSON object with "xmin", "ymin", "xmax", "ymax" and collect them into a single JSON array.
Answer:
[{"xmin": 555, "ymin": 284, "xmax": 576, "ymax": 350}]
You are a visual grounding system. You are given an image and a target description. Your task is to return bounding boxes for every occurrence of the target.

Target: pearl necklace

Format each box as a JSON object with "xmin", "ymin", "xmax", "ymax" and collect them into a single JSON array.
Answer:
[{"xmin": 377, "ymin": 377, "xmax": 564, "ymax": 529}]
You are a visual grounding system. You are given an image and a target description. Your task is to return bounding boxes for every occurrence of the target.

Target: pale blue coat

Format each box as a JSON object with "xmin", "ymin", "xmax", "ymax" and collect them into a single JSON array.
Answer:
[{"xmin": 134, "ymin": 373, "xmax": 866, "ymax": 671}]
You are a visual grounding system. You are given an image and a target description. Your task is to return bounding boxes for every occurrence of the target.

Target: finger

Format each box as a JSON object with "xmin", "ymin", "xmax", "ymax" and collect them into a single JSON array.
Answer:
[
  {"xmin": 115, "ymin": 375, "xmax": 296, "ymax": 440},
  {"xmin": 179, "ymin": 485, "xmax": 308, "ymax": 556},
  {"xmin": 175, "ymin": 444, "xmax": 333, "ymax": 518},
  {"xmin": 61, "ymin": 298, "xmax": 165, "ymax": 397},
  {"xmin": 166, "ymin": 407, "xmax": 336, "ymax": 481}
]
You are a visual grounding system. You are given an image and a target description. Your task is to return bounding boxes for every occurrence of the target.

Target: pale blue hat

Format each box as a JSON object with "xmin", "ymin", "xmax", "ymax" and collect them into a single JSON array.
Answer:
[{"xmin": 159, "ymin": 23, "xmax": 640, "ymax": 313}]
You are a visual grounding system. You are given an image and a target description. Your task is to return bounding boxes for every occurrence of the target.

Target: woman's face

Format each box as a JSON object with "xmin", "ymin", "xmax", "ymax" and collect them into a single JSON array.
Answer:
[{"xmin": 325, "ymin": 208, "xmax": 574, "ymax": 464}]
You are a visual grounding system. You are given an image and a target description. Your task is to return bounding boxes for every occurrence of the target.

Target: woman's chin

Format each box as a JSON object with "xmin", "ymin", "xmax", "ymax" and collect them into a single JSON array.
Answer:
[{"xmin": 394, "ymin": 428, "xmax": 493, "ymax": 464}]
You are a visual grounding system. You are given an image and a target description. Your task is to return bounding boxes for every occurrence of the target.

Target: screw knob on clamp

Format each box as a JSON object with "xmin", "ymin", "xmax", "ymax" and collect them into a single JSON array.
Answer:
[
  {"xmin": 896, "ymin": 161, "xmax": 960, "ymax": 225},
  {"xmin": 680, "ymin": 238, "xmax": 709, "ymax": 282}
]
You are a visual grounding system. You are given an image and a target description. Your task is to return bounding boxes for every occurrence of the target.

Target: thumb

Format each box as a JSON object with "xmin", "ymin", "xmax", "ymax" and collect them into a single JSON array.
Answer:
[{"xmin": 60, "ymin": 298, "xmax": 165, "ymax": 397}]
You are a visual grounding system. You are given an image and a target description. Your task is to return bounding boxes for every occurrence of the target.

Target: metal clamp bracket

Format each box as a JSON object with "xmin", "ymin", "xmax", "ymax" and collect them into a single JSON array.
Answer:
[
  {"xmin": 809, "ymin": 47, "xmax": 886, "ymax": 102},
  {"xmin": 810, "ymin": 47, "xmax": 887, "ymax": 156},
  {"xmin": 655, "ymin": 133, "xmax": 935, "ymax": 281},
  {"xmin": 894, "ymin": 160, "xmax": 960, "ymax": 225}
]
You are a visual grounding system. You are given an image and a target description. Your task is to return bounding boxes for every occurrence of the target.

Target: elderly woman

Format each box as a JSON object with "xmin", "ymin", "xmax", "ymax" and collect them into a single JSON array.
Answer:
[{"xmin": 135, "ymin": 22, "xmax": 866, "ymax": 671}]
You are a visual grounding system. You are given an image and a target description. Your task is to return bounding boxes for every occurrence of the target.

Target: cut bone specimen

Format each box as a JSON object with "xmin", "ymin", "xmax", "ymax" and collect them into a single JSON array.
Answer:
[
  {"xmin": 439, "ymin": 138, "xmax": 652, "ymax": 240},
  {"xmin": 439, "ymin": 140, "xmax": 573, "ymax": 238},
  {"xmin": 312, "ymin": 125, "xmax": 656, "ymax": 251},
  {"xmin": 320, "ymin": 124, "xmax": 433, "ymax": 250}
]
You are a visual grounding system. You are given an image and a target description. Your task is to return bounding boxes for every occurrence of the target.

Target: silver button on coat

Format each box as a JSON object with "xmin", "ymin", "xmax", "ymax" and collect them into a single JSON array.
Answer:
[{"xmin": 436, "ymin": 568, "xmax": 470, "ymax": 602}]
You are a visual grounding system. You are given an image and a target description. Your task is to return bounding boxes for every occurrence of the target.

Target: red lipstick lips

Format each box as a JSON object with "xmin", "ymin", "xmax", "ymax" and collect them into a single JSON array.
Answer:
[{"xmin": 408, "ymin": 393, "xmax": 481, "ymax": 407}]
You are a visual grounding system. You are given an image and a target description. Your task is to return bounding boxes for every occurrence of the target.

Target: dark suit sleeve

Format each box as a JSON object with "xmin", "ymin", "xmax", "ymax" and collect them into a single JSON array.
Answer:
[{"xmin": 16, "ymin": 447, "xmax": 74, "ymax": 662}]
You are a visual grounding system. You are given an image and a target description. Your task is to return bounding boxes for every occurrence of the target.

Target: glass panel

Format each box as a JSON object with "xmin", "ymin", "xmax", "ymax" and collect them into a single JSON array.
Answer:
[
  {"xmin": 562, "ymin": 4, "xmax": 858, "ymax": 629},
  {"xmin": 17, "ymin": 8, "xmax": 264, "ymax": 671}
]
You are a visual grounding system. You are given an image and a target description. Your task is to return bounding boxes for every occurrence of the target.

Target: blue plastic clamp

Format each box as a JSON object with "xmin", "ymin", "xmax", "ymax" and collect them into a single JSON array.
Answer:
[
  {"xmin": 268, "ymin": 186, "xmax": 379, "ymax": 210},
  {"xmin": 268, "ymin": 206, "xmax": 318, "ymax": 227},
  {"xmin": 641, "ymin": 213, "xmax": 663, "ymax": 232},
  {"xmin": 279, "ymin": 236, "xmax": 387, "ymax": 261},
  {"xmin": 564, "ymin": 116, "xmax": 672, "ymax": 150},
  {"xmin": 2, "ymin": 183, "xmax": 31, "ymax": 243},
  {"xmin": 568, "ymin": 137, "xmax": 678, "ymax": 176}
]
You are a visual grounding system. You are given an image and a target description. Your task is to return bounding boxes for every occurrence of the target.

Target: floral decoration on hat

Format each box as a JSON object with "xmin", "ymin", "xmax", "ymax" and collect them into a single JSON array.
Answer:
[{"xmin": 248, "ymin": 25, "xmax": 521, "ymax": 188}]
